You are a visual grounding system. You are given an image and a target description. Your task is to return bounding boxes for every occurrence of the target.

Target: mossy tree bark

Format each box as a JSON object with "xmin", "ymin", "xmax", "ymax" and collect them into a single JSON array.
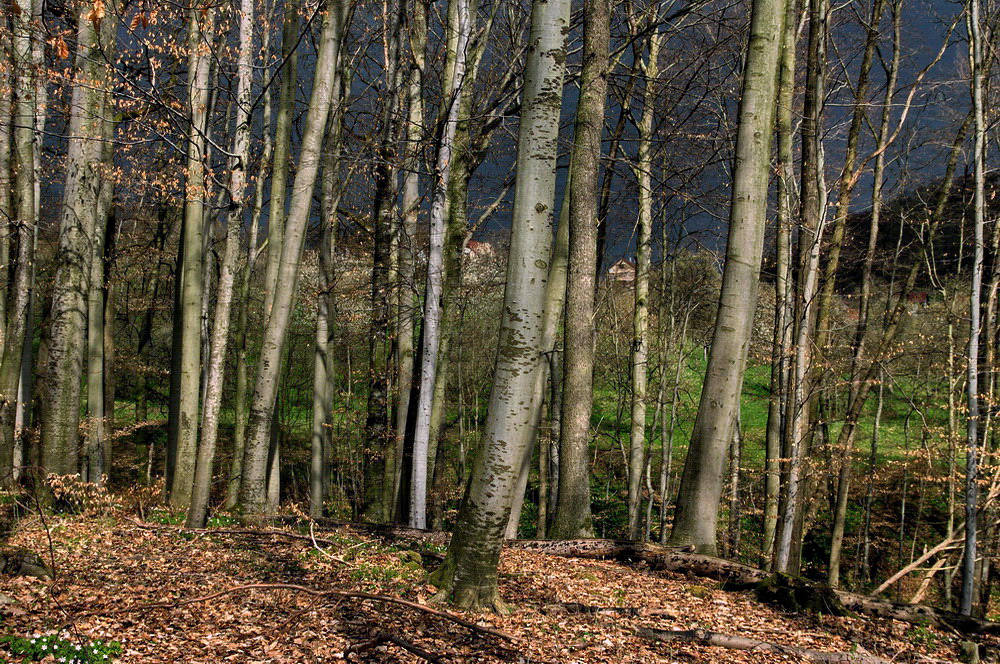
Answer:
[
  {"xmin": 669, "ymin": 0, "xmax": 787, "ymax": 554},
  {"xmin": 430, "ymin": 0, "xmax": 569, "ymax": 609}
]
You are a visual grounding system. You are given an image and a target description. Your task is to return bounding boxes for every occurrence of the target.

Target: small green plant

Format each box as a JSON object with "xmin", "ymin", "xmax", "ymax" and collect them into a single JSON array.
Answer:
[
  {"xmin": 904, "ymin": 625, "xmax": 937, "ymax": 647},
  {"xmin": 206, "ymin": 514, "xmax": 238, "ymax": 528},
  {"xmin": 3, "ymin": 632, "xmax": 122, "ymax": 663},
  {"xmin": 147, "ymin": 509, "xmax": 184, "ymax": 526}
]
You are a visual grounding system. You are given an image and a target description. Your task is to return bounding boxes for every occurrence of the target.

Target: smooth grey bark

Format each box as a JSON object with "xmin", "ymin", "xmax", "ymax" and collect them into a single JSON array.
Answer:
[
  {"xmin": 225, "ymin": 17, "xmax": 275, "ymax": 510},
  {"xmin": 39, "ymin": 5, "xmax": 113, "ymax": 477},
  {"xmin": 505, "ymin": 178, "xmax": 570, "ymax": 539},
  {"xmin": 84, "ymin": 153, "xmax": 114, "ymax": 483},
  {"xmin": 410, "ymin": 0, "xmax": 470, "ymax": 529},
  {"xmin": 187, "ymin": 0, "xmax": 256, "ymax": 528},
  {"xmin": 170, "ymin": 5, "xmax": 215, "ymax": 508},
  {"xmin": 262, "ymin": 0, "xmax": 299, "ymax": 320},
  {"xmin": 0, "ymin": 0, "xmax": 37, "ymax": 485},
  {"xmin": 960, "ymin": 0, "xmax": 986, "ymax": 616},
  {"xmin": 550, "ymin": 0, "xmax": 610, "ymax": 540},
  {"xmin": 429, "ymin": 0, "xmax": 569, "ymax": 609},
  {"xmin": 0, "ymin": 19, "xmax": 11, "ymax": 358},
  {"xmin": 237, "ymin": 2, "xmax": 341, "ymax": 514},
  {"xmin": 668, "ymin": 0, "xmax": 787, "ymax": 554},
  {"xmin": 392, "ymin": 0, "xmax": 426, "ymax": 514}
]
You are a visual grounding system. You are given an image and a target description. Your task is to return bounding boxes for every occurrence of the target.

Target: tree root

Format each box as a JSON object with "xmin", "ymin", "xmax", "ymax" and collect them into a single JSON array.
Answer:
[{"xmin": 639, "ymin": 626, "xmax": 891, "ymax": 663}]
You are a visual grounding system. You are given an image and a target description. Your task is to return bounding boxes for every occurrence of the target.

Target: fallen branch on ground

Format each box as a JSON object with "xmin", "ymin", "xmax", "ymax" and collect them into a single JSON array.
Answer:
[
  {"xmin": 344, "ymin": 632, "xmax": 443, "ymax": 662},
  {"xmin": 639, "ymin": 627, "xmax": 891, "ymax": 664}
]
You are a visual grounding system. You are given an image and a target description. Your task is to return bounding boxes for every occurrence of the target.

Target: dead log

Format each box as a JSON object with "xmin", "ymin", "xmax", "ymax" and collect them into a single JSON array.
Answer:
[
  {"xmin": 639, "ymin": 627, "xmax": 891, "ymax": 664},
  {"xmin": 0, "ymin": 546, "xmax": 51, "ymax": 580}
]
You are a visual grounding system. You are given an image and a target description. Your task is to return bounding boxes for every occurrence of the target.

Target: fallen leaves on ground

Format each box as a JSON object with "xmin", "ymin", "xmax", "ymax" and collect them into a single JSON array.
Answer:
[{"xmin": 0, "ymin": 509, "xmax": 989, "ymax": 663}]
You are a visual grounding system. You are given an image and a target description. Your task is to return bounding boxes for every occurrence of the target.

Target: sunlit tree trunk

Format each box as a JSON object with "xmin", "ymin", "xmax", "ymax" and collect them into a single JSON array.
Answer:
[
  {"xmin": 409, "ymin": 0, "xmax": 470, "ymax": 529},
  {"xmin": 237, "ymin": 1, "xmax": 342, "ymax": 514},
  {"xmin": 310, "ymin": 3, "xmax": 351, "ymax": 518},
  {"xmin": 39, "ymin": 4, "xmax": 113, "ymax": 477},
  {"xmin": 669, "ymin": 0, "xmax": 787, "ymax": 554},
  {"xmin": 551, "ymin": 0, "xmax": 610, "ymax": 540},
  {"xmin": 429, "ymin": 0, "xmax": 569, "ymax": 607},
  {"xmin": 0, "ymin": 0, "xmax": 38, "ymax": 484},
  {"xmin": 775, "ymin": 0, "xmax": 826, "ymax": 573}
]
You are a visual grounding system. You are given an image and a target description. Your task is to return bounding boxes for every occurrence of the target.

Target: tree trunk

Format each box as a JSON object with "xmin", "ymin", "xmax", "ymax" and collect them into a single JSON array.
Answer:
[
  {"xmin": 627, "ymin": 27, "xmax": 660, "ymax": 541},
  {"xmin": 551, "ymin": 0, "xmax": 609, "ymax": 540},
  {"xmin": 362, "ymin": 0, "xmax": 406, "ymax": 521},
  {"xmin": 0, "ymin": 0, "xmax": 38, "ymax": 485},
  {"xmin": 169, "ymin": 5, "xmax": 215, "ymax": 508},
  {"xmin": 827, "ymin": 0, "xmax": 899, "ymax": 588},
  {"xmin": 237, "ymin": 2, "xmax": 342, "ymax": 514},
  {"xmin": 409, "ymin": 0, "xmax": 470, "ymax": 529},
  {"xmin": 429, "ymin": 0, "xmax": 569, "ymax": 608},
  {"xmin": 669, "ymin": 0, "xmax": 787, "ymax": 554},
  {"xmin": 960, "ymin": 0, "xmax": 986, "ymax": 616},
  {"xmin": 187, "ymin": 0, "xmax": 256, "ymax": 527},
  {"xmin": 38, "ymin": 4, "xmax": 113, "ymax": 478},
  {"xmin": 775, "ymin": 0, "xmax": 826, "ymax": 573}
]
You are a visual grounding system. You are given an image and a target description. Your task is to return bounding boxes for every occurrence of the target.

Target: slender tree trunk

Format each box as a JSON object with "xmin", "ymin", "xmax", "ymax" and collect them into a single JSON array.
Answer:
[
  {"xmin": 775, "ymin": 0, "xmax": 826, "ymax": 573},
  {"xmin": 827, "ymin": 0, "xmax": 899, "ymax": 587},
  {"xmin": 392, "ymin": 0, "xmax": 427, "ymax": 514},
  {"xmin": 237, "ymin": 2, "xmax": 342, "ymax": 514},
  {"xmin": 263, "ymin": 0, "xmax": 299, "ymax": 319},
  {"xmin": 310, "ymin": 5, "xmax": 351, "ymax": 518},
  {"xmin": 409, "ymin": 0, "xmax": 470, "ymax": 528},
  {"xmin": 429, "ymin": 0, "xmax": 569, "ymax": 608},
  {"xmin": 960, "ymin": 0, "xmax": 985, "ymax": 616},
  {"xmin": 669, "ymin": 0, "xmax": 787, "ymax": 554},
  {"xmin": 170, "ymin": 5, "xmax": 215, "ymax": 508},
  {"xmin": 627, "ymin": 28, "xmax": 661, "ymax": 540},
  {"xmin": 0, "ymin": 0, "xmax": 38, "ymax": 484},
  {"xmin": 85, "ymin": 166, "xmax": 114, "ymax": 483},
  {"xmin": 226, "ymin": 19, "xmax": 276, "ymax": 510},
  {"xmin": 0, "ymin": 19, "xmax": 12, "ymax": 360},
  {"xmin": 187, "ymin": 0, "xmax": 256, "ymax": 527},
  {"xmin": 763, "ymin": 0, "xmax": 799, "ymax": 568},
  {"xmin": 363, "ymin": 0, "xmax": 406, "ymax": 521},
  {"xmin": 551, "ymin": 0, "xmax": 610, "ymax": 540}
]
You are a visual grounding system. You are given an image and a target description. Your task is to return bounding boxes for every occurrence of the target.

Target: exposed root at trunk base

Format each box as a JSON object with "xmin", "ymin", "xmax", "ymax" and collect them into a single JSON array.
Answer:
[
  {"xmin": 639, "ymin": 627, "xmax": 891, "ymax": 663},
  {"xmin": 428, "ymin": 556, "xmax": 510, "ymax": 614}
]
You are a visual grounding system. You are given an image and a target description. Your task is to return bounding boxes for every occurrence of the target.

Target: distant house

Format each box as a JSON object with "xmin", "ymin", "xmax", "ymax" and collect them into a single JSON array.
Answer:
[
  {"xmin": 907, "ymin": 291, "xmax": 929, "ymax": 311},
  {"xmin": 607, "ymin": 258, "xmax": 636, "ymax": 283},
  {"xmin": 464, "ymin": 240, "xmax": 494, "ymax": 259}
]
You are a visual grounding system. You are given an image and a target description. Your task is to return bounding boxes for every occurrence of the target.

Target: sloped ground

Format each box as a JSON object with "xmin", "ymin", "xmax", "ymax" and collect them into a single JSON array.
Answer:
[{"xmin": 1, "ymin": 508, "xmax": 991, "ymax": 663}]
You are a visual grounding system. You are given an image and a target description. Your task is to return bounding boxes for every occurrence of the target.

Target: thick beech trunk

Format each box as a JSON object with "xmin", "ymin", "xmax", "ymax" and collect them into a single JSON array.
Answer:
[{"xmin": 429, "ymin": 0, "xmax": 569, "ymax": 609}]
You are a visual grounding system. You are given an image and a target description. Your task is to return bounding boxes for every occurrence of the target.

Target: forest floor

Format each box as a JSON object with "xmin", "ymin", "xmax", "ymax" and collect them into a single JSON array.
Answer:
[{"xmin": 1, "ymin": 505, "xmax": 993, "ymax": 664}]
